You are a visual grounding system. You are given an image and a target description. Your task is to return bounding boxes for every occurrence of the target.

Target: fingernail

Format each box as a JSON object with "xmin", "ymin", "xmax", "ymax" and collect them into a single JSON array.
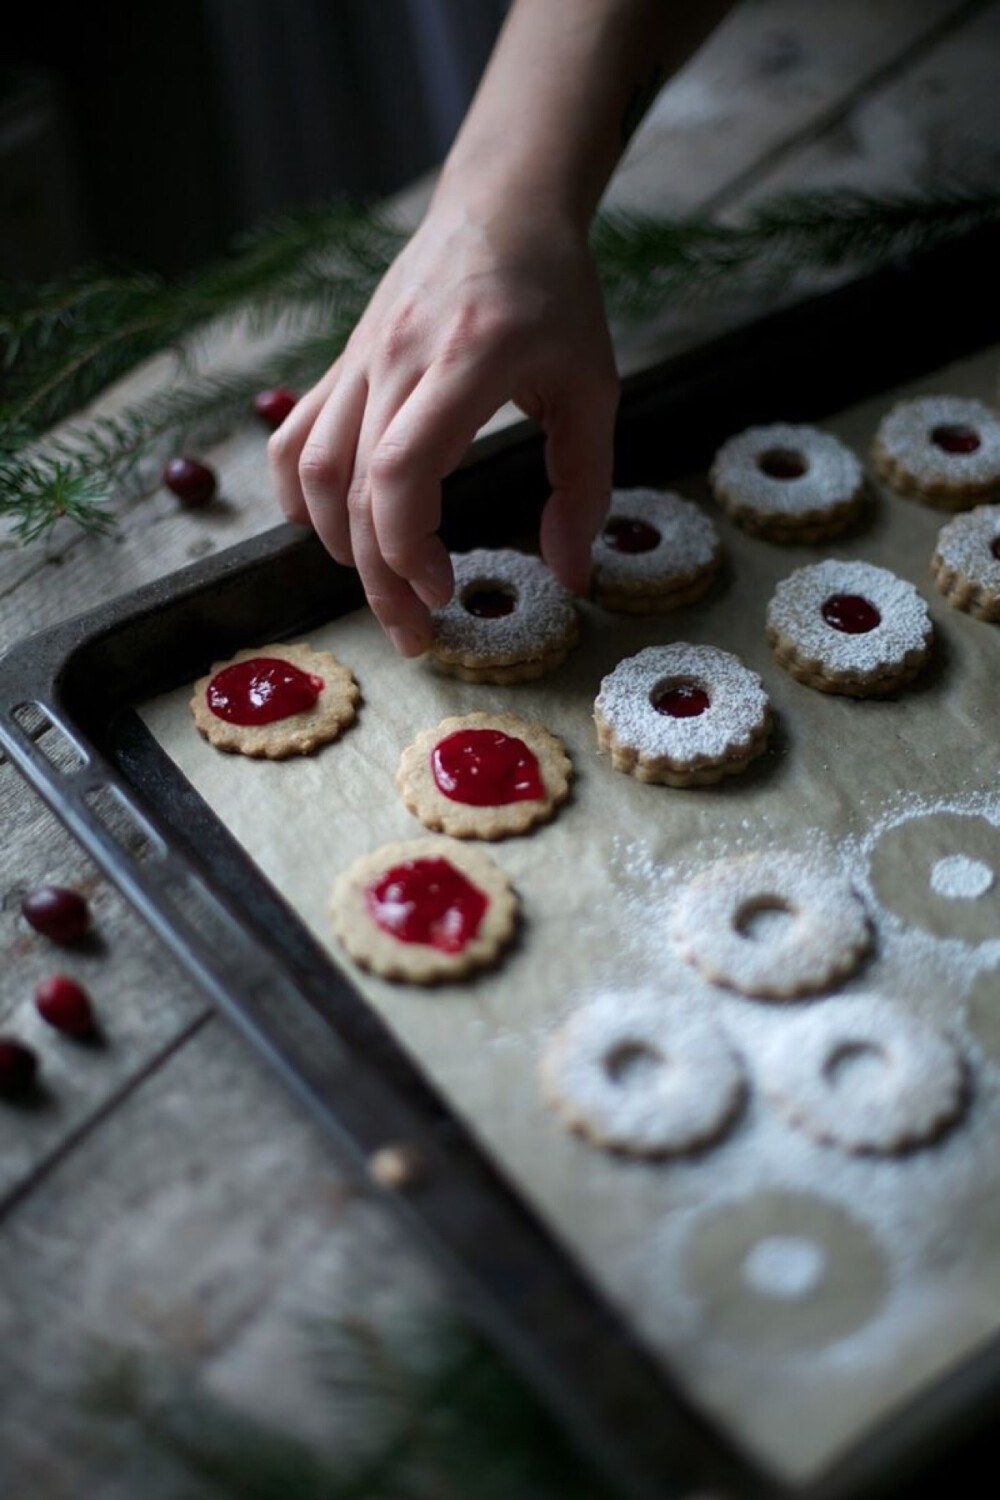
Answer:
[{"xmin": 388, "ymin": 626, "xmax": 427, "ymax": 658}]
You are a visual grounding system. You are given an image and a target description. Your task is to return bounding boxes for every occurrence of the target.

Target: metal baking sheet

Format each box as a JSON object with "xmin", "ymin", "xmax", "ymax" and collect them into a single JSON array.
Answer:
[{"xmin": 3, "ymin": 236, "xmax": 1000, "ymax": 1500}]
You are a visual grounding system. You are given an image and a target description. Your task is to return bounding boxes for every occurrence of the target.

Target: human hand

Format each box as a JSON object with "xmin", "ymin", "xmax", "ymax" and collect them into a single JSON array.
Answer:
[{"xmin": 269, "ymin": 189, "xmax": 619, "ymax": 656}]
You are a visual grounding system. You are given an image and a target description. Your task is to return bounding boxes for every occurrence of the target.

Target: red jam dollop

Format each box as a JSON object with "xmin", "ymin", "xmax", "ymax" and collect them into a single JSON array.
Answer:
[
  {"xmin": 652, "ymin": 682, "xmax": 710, "ymax": 718},
  {"xmin": 821, "ymin": 594, "xmax": 881, "ymax": 634},
  {"xmin": 365, "ymin": 858, "xmax": 487, "ymax": 953},
  {"xmin": 603, "ymin": 516, "xmax": 661, "ymax": 553},
  {"xmin": 759, "ymin": 448, "xmax": 808, "ymax": 480},
  {"xmin": 432, "ymin": 728, "xmax": 544, "ymax": 806},
  {"xmin": 931, "ymin": 424, "xmax": 981, "ymax": 455},
  {"xmin": 463, "ymin": 586, "xmax": 516, "ymax": 618},
  {"xmin": 207, "ymin": 656, "xmax": 324, "ymax": 724}
]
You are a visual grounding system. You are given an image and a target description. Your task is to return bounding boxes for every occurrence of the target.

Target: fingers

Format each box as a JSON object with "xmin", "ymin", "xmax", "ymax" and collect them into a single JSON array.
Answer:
[
  {"xmin": 267, "ymin": 361, "xmax": 342, "ymax": 525},
  {"xmin": 368, "ymin": 357, "xmax": 513, "ymax": 609},
  {"xmin": 539, "ymin": 372, "xmax": 619, "ymax": 593}
]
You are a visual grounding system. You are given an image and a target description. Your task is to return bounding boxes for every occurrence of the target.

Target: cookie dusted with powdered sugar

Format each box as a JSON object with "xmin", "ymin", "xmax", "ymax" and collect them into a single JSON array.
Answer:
[
  {"xmin": 540, "ymin": 991, "xmax": 747, "ymax": 1158},
  {"xmin": 428, "ymin": 549, "xmax": 579, "ymax": 684},
  {"xmin": 396, "ymin": 711, "xmax": 572, "ymax": 840},
  {"xmin": 190, "ymin": 642, "xmax": 359, "ymax": 758},
  {"xmin": 930, "ymin": 504, "xmax": 1000, "ymax": 621},
  {"xmin": 758, "ymin": 995, "xmax": 967, "ymax": 1154},
  {"xmin": 872, "ymin": 396, "xmax": 1000, "ymax": 509},
  {"xmin": 766, "ymin": 559, "xmax": 933, "ymax": 696},
  {"xmin": 669, "ymin": 852, "xmax": 871, "ymax": 999},
  {"xmin": 330, "ymin": 836, "xmax": 518, "ymax": 984},
  {"xmin": 590, "ymin": 488, "xmax": 721, "ymax": 612},
  {"xmin": 594, "ymin": 643, "xmax": 771, "ymax": 787},
  {"xmin": 710, "ymin": 423, "xmax": 865, "ymax": 542}
]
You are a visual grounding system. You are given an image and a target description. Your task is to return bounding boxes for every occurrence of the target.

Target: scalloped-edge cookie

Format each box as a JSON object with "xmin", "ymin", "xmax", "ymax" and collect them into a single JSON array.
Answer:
[
  {"xmin": 190, "ymin": 642, "xmax": 359, "ymax": 758},
  {"xmin": 930, "ymin": 504, "xmax": 1000, "ymax": 621},
  {"xmin": 428, "ymin": 549, "xmax": 579, "ymax": 684},
  {"xmin": 330, "ymin": 836, "xmax": 518, "ymax": 983},
  {"xmin": 396, "ymin": 711, "xmax": 572, "ymax": 840}
]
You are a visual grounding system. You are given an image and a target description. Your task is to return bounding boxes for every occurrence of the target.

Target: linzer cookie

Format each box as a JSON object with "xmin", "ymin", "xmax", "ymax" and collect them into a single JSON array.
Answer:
[
  {"xmin": 594, "ymin": 643, "xmax": 771, "ymax": 787},
  {"xmin": 190, "ymin": 642, "xmax": 359, "ymax": 757},
  {"xmin": 540, "ymin": 991, "xmax": 746, "ymax": 1158},
  {"xmin": 330, "ymin": 836, "xmax": 517, "ymax": 983},
  {"xmin": 758, "ymin": 995, "xmax": 966, "ymax": 1154},
  {"xmin": 397, "ymin": 711, "xmax": 572, "ymax": 840},
  {"xmin": 669, "ymin": 853, "xmax": 871, "ymax": 999},
  {"xmin": 590, "ymin": 488, "xmax": 720, "ymax": 612},
  {"xmin": 872, "ymin": 396, "xmax": 1000, "ymax": 508},
  {"xmin": 710, "ymin": 423, "xmax": 865, "ymax": 542},
  {"xmin": 428, "ymin": 549, "xmax": 579, "ymax": 683},
  {"xmin": 766, "ymin": 559, "xmax": 932, "ymax": 696},
  {"xmin": 930, "ymin": 504, "xmax": 1000, "ymax": 621}
]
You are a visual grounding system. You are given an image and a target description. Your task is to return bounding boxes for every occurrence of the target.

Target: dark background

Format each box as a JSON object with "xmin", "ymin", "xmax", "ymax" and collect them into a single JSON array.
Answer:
[{"xmin": 1, "ymin": 0, "xmax": 508, "ymax": 282}]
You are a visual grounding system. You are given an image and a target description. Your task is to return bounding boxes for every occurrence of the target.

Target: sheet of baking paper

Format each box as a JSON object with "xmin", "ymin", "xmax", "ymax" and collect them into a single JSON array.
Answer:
[{"xmin": 140, "ymin": 346, "xmax": 1000, "ymax": 1486}]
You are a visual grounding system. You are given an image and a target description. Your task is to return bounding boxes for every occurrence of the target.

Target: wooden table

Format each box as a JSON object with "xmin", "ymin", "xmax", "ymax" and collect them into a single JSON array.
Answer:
[{"xmin": 2, "ymin": 4, "xmax": 999, "ymax": 1493}]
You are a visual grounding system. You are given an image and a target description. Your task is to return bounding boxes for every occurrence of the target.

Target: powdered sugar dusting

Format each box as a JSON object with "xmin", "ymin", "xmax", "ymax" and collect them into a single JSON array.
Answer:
[
  {"xmin": 591, "ymin": 488, "xmax": 719, "ymax": 590},
  {"xmin": 541, "ymin": 990, "xmax": 746, "ymax": 1156},
  {"xmin": 431, "ymin": 549, "xmax": 577, "ymax": 661},
  {"xmin": 670, "ymin": 852, "xmax": 871, "ymax": 998},
  {"xmin": 767, "ymin": 560, "xmax": 931, "ymax": 674},
  {"xmin": 742, "ymin": 1236, "xmax": 827, "ymax": 1299},
  {"xmin": 876, "ymin": 396, "xmax": 1000, "ymax": 486},
  {"xmin": 930, "ymin": 855, "xmax": 994, "ymax": 901},
  {"xmin": 934, "ymin": 505, "xmax": 1000, "ymax": 587},
  {"xmin": 595, "ymin": 644, "xmax": 769, "ymax": 761},
  {"xmin": 711, "ymin": 423, "xmax": 863, "ymax": 518}
]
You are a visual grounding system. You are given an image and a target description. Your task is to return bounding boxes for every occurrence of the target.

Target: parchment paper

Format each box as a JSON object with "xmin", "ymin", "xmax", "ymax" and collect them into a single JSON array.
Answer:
[{"xmin": 140, "ymin": 346, "xmax": 1000, "ymax": 1485}]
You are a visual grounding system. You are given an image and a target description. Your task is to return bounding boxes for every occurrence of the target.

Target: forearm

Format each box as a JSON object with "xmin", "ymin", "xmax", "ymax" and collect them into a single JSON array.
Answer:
[{"xmin": 435, "ymin": 0, "xmax": 737, "ymax": 231}]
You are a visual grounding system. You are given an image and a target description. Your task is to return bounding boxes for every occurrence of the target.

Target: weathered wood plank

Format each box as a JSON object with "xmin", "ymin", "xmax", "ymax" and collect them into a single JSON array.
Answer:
[{"xmin": 0, "ymin": 1018, "xmax": 441, "ymax": 1500}]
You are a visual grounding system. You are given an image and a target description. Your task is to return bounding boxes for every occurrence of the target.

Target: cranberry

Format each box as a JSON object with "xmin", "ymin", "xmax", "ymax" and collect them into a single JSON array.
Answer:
[
  {"xmin": 0, "ymin": 1038, "xmax": 38, "ymax": 1098},
  {"xmin": 163, "ymin": 456, "xmax": 217, "ymax": 508},
  {"xmin": 35, "ymin": 975, "xmax": 95, "ymax": 1037},
  {"xmin": 253, "ymin": 388, "xmax": 298, "ymax": 428},
  {"xmin": 21, "ymin": 885, "xmax": 90, "ymax": 944}
]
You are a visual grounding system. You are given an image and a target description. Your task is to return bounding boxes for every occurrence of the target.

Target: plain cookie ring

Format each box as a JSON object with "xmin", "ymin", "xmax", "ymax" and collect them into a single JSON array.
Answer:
[
  {"xmin": 594, "ymin": 643, "xmax": 771, "ymax": 787},
  {"xmin": 931, "ymin": 504, "xmax": 1000, "ymax": 621},
  {"xmin": 766, "ymin": 558, "xmax": 933, "ymax": 696},
  {"xmin": 540, "ymin": 991, "xmax": 747, "ymax": 1158},
  {"xmin": 873, "ymin": 396, "xmax": 1000, "ymax": 509},
  {"xmin": 670, "ymin": 853, "xmax": 871, "ymax": 999},
  {"xmin": 590, "ymin": 488, "xmax": 720, "ymax": 612},
  {"xmin": 709, "ymin": 423, "xmax": 865, "ymax": 542},
  {"xmin": 428, "ymin": 549, "xmax": 579, "ymax": 684},
  {"xmin": 758, "ymin": 995, "xmax": 967, "ymax": 1154}
]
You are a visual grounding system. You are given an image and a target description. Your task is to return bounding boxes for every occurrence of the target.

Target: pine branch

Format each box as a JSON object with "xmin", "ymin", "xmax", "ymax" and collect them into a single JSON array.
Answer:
[
  {"xmin": 2, "ymin": 183, "xmax": 997, "ymax": 545},
  {"xmin": 84, "ymin": 1311, "xmax": 615, "ymax": 1500}
]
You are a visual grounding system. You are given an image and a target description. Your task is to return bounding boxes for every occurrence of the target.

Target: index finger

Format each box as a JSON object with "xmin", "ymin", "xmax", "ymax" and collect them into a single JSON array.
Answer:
[{"xmin": 368, "ymin": 357, "xmax": 514, "ymax": 606}]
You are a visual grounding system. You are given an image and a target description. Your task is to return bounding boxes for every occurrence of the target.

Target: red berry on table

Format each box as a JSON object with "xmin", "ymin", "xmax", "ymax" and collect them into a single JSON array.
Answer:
[
  {"xmin": 0, "ymin": 1038, "xmax": 38, "ymax": 1098},
  {"xmin": 35, "ymin": 975, "xmax": 95, "ymax": 1037},
  {"xmin": 21, "ymin": 885, "xmax": 90, "ymax": 944},
  {"xmin": 163, "ymin": 455, "xmax": 217, "ymax": 508},
  {"xmin": 253, "ymin": 388, "xmax": 298, "ymax": 429}
]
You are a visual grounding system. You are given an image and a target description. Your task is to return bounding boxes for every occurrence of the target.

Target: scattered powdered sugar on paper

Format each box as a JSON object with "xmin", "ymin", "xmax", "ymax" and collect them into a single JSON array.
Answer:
[
  {"xmin": 766, "ymin": 559, "xmax": 932, "ymax": 674},
  {"xmin": 742, "ymin": 1235, "xmax": 827, "ymax": 1300},
  {"xmin": 595, "ymin": 643, "xmax": 769, "ymax": 761},
  {"xmin": 876, "ymin": 396, "xmax": 1000, "ymax": 485},
  {"xmin": 591, "ymin": 488, "xmax": 719, "ymax": 589},
  {"xmin": 430, "ymin": 549, "xmax": 577, "ymax": 660},
  {"xmin": 930, "ymin": 854, "xmax": 995, "ymax": 900},
  {"xmin": 710, "ymin": 422, "xmax": 863, "ymax": 518}
]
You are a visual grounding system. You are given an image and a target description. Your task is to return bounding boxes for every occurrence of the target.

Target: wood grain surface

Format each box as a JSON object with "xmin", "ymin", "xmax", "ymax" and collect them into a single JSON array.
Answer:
[{"xmin": 1, "ymin": 4, "xmax": 998, "ymax": 1494}]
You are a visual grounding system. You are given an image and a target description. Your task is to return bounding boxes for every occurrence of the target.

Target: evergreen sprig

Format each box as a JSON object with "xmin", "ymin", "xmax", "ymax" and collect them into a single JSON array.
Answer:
[
  {"xmin": 86, "ymin": 1310, "xmax": 615, "ymax": 1500},
  {"xmin": 2, "ymin": 185, "xmax": 997, "ymax": 545}
]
